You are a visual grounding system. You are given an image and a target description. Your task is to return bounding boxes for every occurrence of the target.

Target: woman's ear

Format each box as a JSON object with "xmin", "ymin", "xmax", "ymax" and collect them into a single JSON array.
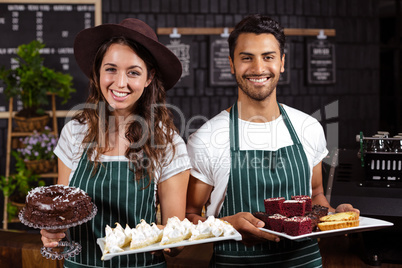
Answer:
[{"xmin": 145, "ymin": 69, "xmax": 155, "ymax": 87}]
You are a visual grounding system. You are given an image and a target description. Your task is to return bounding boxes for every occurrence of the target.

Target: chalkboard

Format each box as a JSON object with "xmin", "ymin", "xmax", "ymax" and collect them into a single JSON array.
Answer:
[
  {"xmin": 209, "ymin": 36, "xmax": 236, "ymax": 86},
  {"xmin": 307, "ymin": 39, "xmax": 336, "ymax": 84},
  {"xmin": 0, "ymin": 0, "xmax": 101, "ymax": 112}
]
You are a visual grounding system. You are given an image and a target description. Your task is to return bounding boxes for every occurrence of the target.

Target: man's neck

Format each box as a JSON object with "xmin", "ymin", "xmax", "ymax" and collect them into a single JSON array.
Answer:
[{"xmin": 236, "ymin": 89, "xmax": 280, "ymax": 123}]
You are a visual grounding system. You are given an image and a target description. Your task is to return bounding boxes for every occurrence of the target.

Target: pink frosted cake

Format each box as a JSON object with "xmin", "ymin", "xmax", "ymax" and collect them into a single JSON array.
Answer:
[
  {"xmin": 282, "ymin": 200, "xmax": 306, "ymax": 217},
  {"xmin": 291, "ymin": 195, "xmax": 312, "ymax": 212},
  {"xmin": 283, "ymin": 216, "xmax": 312, "ymax": 236},
  {"xmin": 264, "ymin": 197, "xmax": 285, "ymax": 215},
  {"xmin": 268, "ymin": 214, "xmax": 287, "ymax": 232}
]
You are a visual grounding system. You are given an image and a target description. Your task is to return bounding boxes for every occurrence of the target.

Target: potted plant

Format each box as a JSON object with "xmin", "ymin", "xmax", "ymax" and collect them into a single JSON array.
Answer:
[
  {"xmin": 0, "ymin": 40, "xmax": 76, "ymax": 131},
  {"xmin": 16, "ymin": 126, "xmax": 58, "ymax": 174},
  {"xmin": 0, "ymin": 153, "xmax": 45, "ymax": 222}
]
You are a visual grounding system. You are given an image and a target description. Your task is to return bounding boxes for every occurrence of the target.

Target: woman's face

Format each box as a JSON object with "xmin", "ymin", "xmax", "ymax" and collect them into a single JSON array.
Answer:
[{"xmin": 99, "ymin": 43, "xmax": 153, "ymax": 117}]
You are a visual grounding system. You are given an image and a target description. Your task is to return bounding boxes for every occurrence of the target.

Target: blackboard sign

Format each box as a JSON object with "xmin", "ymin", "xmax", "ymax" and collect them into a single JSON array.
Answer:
[
  {"xmin": 159, "ymin": 35, "xmax": 193, "ymax": 88},
  {"xmin": 307, "ymin": 39, "xmax": 336, "ymax": 84},
  {"xmin": 209, "ymin": 36, "xmax": 236, "ymax": 86},
  {"xmin": 0, "ymin": 0, "xmax": 101, "ymax": 112},
  {"xmin": 278, "ymin": 43, "xmax": 290, "ymax": 85}
]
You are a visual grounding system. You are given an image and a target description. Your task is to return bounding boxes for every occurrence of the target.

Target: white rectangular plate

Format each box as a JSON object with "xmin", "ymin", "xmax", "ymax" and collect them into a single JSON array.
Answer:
[
  {"xmin": 259, "ymin": 216, "xmax": 393, "ymax": 240},
  {"xmin": 97, "ymin": 231, "xmax": 242, "ymax": 261}
]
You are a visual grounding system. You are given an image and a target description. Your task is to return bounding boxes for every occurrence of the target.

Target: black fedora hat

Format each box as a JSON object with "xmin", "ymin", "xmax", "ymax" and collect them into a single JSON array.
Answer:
[{"xmin": 74, "ymin": 18, "xmax": 182, "ymax": 90}]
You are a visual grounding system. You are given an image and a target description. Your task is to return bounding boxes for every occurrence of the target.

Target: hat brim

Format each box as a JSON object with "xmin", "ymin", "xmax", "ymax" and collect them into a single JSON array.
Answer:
[{"xmin": 74, "ymin": 23, "xmax": 182, "ymax": 90}]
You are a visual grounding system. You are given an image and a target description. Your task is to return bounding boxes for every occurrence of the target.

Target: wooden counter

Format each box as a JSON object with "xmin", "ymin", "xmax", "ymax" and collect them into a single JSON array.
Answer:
[{"xmin": 0, "ymin": 230, "xmax": 63, "ymax": 268}]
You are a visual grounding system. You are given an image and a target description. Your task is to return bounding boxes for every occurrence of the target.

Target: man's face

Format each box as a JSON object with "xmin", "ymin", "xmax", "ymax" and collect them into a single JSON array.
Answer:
[{"xmin": 229, "ymin": 33, "xmax": 285, "ymax": 101}]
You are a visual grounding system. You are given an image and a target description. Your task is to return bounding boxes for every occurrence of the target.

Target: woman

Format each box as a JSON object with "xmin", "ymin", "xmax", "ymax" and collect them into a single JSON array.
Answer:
[{"xmin": 40, "ymin": 18, "xmax": 191, "ymax": 267}]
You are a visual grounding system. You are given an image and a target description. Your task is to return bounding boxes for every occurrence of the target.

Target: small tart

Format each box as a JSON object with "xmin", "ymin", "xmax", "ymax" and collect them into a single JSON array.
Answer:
[
  {"xmin": 318, "ymin": 220, "xmax": 360, "ymax": 231},
  {"xmin": 319, "ymin": 212, "xmax": 359, "ymax": 222}
]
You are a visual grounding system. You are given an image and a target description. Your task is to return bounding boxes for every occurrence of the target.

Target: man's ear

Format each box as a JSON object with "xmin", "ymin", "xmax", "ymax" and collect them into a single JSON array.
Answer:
[
  {"xmin": 229, "ymin": 56, "xmax": 235, "ymax": 74},
  {"xmin": 280, "ymin": 54, "xmax": 285, "ymax": 73}
]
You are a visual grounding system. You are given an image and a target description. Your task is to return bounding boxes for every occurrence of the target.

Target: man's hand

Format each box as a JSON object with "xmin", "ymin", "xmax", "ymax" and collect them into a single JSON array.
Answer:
[
  {"xmin": 335, "ymin": 203, "xmax": 360, "ymax": 215},
  {"xmin": 222, "ymin": 212, "xmax": 280, "ymax": 247}
]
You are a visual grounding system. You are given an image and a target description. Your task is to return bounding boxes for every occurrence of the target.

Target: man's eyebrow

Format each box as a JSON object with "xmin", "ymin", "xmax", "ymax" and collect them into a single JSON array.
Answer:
[{"xmin": 238, "ymin": 51, "xmax": 277, "ymax": 56}]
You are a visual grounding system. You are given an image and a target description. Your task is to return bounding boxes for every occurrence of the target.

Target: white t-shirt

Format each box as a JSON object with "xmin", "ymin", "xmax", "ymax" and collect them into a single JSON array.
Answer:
[
  {"xmin": 54, "ymin": 119, "xmax": 192, "ymax": 195},
  {"xmin": 186, "ymin": 104, "xmax": 329, "ymax": 217}
]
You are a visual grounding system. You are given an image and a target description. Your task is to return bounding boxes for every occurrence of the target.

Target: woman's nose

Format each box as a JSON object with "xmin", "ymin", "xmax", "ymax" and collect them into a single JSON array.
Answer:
[{"xmin": 116, "ymin": 72, "xmax": 127, "ymax": 88}]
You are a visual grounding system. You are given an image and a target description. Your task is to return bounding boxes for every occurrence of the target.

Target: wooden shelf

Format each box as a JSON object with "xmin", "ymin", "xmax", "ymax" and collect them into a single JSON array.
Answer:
[{"xmin": 3, "ymin": 95, "xmax": 58, "ymax": 230}]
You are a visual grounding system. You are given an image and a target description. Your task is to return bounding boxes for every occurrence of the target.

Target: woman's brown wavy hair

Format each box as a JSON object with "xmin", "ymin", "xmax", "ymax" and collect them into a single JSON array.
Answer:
[{"xmin": 73, "ymin": 36, "xmax": 176, "ymax": 187}]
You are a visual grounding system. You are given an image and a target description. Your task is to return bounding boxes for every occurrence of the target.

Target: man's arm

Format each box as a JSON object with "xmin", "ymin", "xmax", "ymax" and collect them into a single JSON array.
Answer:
[
  {"xmin": 311, "ymin": 161, "xmax": 360, "ymax": 214},
  {"xmin": 186, "ymin": 175, "xmax": 280, "ymax": 246}
]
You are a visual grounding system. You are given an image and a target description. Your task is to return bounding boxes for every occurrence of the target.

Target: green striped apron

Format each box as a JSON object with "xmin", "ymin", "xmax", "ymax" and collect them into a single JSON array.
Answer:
[
  {"xmin": 64, "ymin": 150, "xmax": 165, "ymax": 268},
  {"xmin": 212, "ymin": 102, "xmax": 322, "ymax": 267}
]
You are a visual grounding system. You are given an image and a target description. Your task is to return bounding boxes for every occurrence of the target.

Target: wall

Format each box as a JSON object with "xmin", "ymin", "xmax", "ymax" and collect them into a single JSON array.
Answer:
[
  {"xmin": 0, "ymin": 0, "xmax": 380, "ymax": 225},
  {"xmin": 100, "ymin": 0, "xmax": 379, "ymax": 149}
]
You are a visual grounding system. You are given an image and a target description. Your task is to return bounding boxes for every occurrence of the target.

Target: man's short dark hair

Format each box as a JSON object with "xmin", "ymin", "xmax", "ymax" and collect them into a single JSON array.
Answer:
[{"xmin": 228, "ymin": 14, "xmax": 286, "ymax": 59}]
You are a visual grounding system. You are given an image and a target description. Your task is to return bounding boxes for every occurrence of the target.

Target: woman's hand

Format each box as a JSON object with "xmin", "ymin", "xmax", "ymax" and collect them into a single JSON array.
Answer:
[
  {"xmin": 222, "ymin": 212, "xmax": 280, "ymax": 247},
  {"xmin": 40, "ymin": 229, "xmax": 67, "ymax": 247}
]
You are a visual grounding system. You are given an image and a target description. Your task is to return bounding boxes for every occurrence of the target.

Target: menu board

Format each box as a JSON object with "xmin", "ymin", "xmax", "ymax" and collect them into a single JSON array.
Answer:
[
  {"xmin": 159, "ymin": 35, "xmax": 194, "ymax": 88},
  {"xmin": 0, "ymin": 0, "xmax": 101, "ymax": 112},
  {"xmin": 307, "ymin": 39, "xmax": 336, "ymax": 84},
  {"xmin": 209, "ymin": 36, "xmax": 236, "ymax": 86}
]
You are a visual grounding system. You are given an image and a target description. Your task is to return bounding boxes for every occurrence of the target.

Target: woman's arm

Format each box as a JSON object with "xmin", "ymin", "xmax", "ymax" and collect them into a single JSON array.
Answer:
[{"xmin": 157, "ymin": 169, "xmax": 190, "ymax": 225}]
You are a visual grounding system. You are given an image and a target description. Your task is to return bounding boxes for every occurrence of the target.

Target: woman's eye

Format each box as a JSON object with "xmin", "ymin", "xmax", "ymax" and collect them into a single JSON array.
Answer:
[
  {"xmin": 128, "ymin": 70, "xmax": 140, "ymax": 76},
  {"xmin": 105, "ymin": 67, "xmax": 116, "ymax": 72}
]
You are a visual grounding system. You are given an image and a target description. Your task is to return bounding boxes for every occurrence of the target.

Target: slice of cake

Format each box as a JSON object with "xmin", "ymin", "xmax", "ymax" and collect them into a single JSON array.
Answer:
[
  {"xmin": 160, "ymin": 217, "xmax": 193, "ymax": 245},
  {"xmin": 282, "ymin": 200, "xmax": 306, "ymax": 217},
  {"xmin": 268, "ymin": 214, "xmax": 287, "ymax": 232},
  {"xmin": 318, "ymin": 220, "xmax": 360, "ymax": 231},
  {"xmin": 291, "ymin": 195, "xmax": 312, "ymax": 212},
  {"xmin": 283, "ymin": 216, "xmax": 312, "ymax": 236},
  {"xmin": 311, "ymin": 204, "xmax": 329, "ymax": 218},
  {"xmin": 252, "ymin": 212, "xmax": 270, "ymax": 228},
  {"xmin": 264, "ymin": 197, "xmax": 285, "ymax": 215},
  {"xmin": 189, "ymin": 216, "xmax": 236, "ymax": 241},
  {"xmin": 130, "ymin": 220, "xmax": 163, "ymax": 249}
]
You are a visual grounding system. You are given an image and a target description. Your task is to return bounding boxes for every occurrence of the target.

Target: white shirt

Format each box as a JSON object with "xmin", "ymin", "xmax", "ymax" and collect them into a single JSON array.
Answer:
[
  {"xmin": 54, "ymin": 119, "xmax": 192, "ymax": 192},
  {"xmin": 187, "ymin": 104, "xmax": 329, "ymax": 217}
]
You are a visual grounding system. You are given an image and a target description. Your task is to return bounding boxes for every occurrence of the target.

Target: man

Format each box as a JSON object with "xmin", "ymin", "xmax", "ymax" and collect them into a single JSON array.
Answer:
[{"xmin": 186, "ymin": 14, "xmax": 359, "ymax": 267}]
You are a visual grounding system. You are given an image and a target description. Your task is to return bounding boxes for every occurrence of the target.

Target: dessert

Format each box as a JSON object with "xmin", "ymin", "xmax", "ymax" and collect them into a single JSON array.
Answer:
[
  {"xmin": 282, "ymin": 200, "xmax": 306, "ymax": 217},
  {"xmin": 283, "ymin": 216, "xmax": 312, "ymax": 236},
  {"xmin": 160, "ymin": 217, "xmax": 193, "ymax": 245},
  {"xmin": 130, "ymin": 220, "xmax": 163, "ymax": 249},
  {"xmin": 103, "ymin": 223, "xmax": 131, "ymax": 256},
  {"xmin": 317, "ymin": 220, "xmax": 360, "ymax": 231},
  {"xmin": 264, "ymin": 197, "xmax": 285, "ymax": 215},
  {"xmin": 304, "ymin": 211, "xmax": 320, "ymax": 231},
  {"xmin": 189, "ymin": 216, "xmax": 236, "ymax": 241},
  {"xmin": 311, "ymin": 204, "xmax": 329, "ymax": 218},
  {"xmin": 318, "ymin": 211, "xmax": 360, "ymax": 231},
  {"xmin": 268, "ymin": 214, "xmax": 287, "ymax": 232},
  {"xmin": 24, "ymin": 185, "xmax": 93, "ymax": 226},
  {"xmin": 252, "ymin": 212, "xmax": 270, "ymax": 228},
  {"xmin": 291, "ymin": 195, "xmax": 312, "ymax": 212}
]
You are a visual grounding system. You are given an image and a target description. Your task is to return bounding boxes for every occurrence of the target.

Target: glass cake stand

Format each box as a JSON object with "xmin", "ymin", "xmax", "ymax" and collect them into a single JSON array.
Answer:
[{"xmin": 19, "ymin": 204, "xmax": 97, "ymax": 260}]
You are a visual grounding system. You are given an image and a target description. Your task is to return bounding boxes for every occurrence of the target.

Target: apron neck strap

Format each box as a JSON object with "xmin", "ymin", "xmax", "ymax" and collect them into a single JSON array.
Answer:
[{"xmin": 229, "ymin": 101, "xmax": 301, "ymax": 151}]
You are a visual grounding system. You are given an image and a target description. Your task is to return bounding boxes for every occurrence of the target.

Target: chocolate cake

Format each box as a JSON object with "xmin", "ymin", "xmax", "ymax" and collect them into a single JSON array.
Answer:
[
  {"xmin": 268, "ymin": 214, "xmax": 287, "ymax": 232},
  {"xmin": 252, "ymin": 212, "xmax": 270, "ymax": 228},
  {"xmin": 304, "ymin": 211, "xmax": 320, "ymax": 231},
  {"xmin": 264, "ymin": 197, "xmax": 285, "ymax": 215},
  {"xmin": 291, "ymin": 195, "xmax": 312, "ymax": 212},
  {"xmin": 311, "ymin": 204, "xmax": 329, "ymax": 218},
  {"xmin": 282, "ymin": 200, "xmax": 306, "ymax": 217},
  {"xmin": 24, "ymin": 185, "xmax": 93, "ymax": 226},
  {"xmin": 283, "ymin": 216, "xmax": 312, "ymax": 236}
]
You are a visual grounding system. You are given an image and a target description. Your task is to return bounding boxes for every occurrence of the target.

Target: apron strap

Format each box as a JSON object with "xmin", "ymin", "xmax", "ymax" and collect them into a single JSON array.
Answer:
[
  {"xmin": 229, "ymin": 101, "xmax": 302, "ymax": 151},
  {"xmin": 278, "ymin": 103, "xmax": 302, "ymax": 145}
]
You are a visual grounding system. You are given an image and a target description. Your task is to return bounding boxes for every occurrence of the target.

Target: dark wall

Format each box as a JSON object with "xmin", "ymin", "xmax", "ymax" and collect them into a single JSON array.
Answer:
[
  {"xmin": 0, "ymin": 0, "xmax": 381, "ymax": 225},
  {"xmin": 99, "ymin": 0, "xmax": 380, "ymax": 150}
]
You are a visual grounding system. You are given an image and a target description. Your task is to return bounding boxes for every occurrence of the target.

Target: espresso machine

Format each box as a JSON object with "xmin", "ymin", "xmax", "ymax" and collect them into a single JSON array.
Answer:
[{"xmin": 324, "ymin": 131, "xmax": 402, "ymax": 265}]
